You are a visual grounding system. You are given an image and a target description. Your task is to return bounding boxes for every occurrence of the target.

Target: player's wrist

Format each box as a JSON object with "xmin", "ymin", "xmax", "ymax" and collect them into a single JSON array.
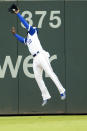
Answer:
[
  {"xmin": 15, "ymin": 9, "xmax": 20, "ymax": 14},
  {"xmin": 12, "ymin": 32, "xmax": 16, "ymax": 36},
  {"xmin": 11, "ymin": 27, "xmax": 16, "ymax": 35}
]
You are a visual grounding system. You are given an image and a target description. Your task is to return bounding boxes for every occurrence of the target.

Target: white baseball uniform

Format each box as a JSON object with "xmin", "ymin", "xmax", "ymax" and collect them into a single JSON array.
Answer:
[
  {"xmin": 14, "ymin": 12, "xmax": 65, "ymax": 101},
  {"xmin": 26, "ymin": 29, "xmax": 65, "ymax": 100}
]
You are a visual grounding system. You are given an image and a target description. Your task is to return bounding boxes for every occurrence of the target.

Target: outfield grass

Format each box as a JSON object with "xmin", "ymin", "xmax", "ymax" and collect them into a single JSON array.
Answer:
[{"xmin": 0, "ymin": 115, "xmax": 87, "ymax": 131}]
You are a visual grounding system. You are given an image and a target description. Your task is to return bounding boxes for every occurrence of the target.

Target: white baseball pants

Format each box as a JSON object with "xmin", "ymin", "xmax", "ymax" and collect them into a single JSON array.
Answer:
[{"xmin": 33, "ymin": 50, "xmax": 65, "ymax": 101}]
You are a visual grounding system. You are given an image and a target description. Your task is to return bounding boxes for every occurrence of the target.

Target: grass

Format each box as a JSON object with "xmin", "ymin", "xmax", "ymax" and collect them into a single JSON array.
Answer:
[{"xmin": 0, "ymin": 115, "xmax": 87, "ymax": 131}]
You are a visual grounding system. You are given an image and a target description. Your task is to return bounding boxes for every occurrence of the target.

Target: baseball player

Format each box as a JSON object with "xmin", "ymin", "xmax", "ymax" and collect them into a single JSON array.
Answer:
[{"xmin": 9, "ymin": 4, "xmax": 66, "ymax": 106}]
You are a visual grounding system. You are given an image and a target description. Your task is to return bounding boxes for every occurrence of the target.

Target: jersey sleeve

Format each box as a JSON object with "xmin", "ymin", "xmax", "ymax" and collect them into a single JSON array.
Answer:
[
  {"xmin": 28, "ymin": 27, "xmax": 38, "ymax": 36},
  {"xmin": 14, "ymin": 34, "xmax": 26, "ymax": 44},
  {"xmin": 17, "ymin": 13, "xmax": 30, "ymax": 31},
  {"xmin": 16, "ymin": 13, "xmax": 38, "ymax": 36}
]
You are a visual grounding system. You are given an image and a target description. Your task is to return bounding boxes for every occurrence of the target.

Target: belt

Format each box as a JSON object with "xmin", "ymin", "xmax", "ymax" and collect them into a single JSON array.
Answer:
[{"xmin": 33, "ymin": 51, "xmax": 39, "ymax": 57}]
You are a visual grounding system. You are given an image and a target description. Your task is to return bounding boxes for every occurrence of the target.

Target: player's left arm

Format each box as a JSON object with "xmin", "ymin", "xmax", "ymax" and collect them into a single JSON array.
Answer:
[
  {"xmin": 11, "ymin": 27, "xmax": 27, "ymax": 44},
  {"xmin": 14, "ymin": 34, "xmax": 27, "ymax": 44},
  {"xmin": 15, "ymin": 10, "xmax": 37, "ymax": 36}
]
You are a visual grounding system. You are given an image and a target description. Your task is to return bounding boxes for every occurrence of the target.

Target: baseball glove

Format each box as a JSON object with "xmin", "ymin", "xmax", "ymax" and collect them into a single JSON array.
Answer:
[{"xmin": 8, "ymin": 4, "xmax": 18, "ymax": 13}]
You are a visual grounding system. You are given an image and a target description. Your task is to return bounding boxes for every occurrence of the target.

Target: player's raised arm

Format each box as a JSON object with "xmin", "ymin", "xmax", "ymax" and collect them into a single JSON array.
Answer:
[
  {"xmin": 15, "ymin": 10, "xmax": 37, "ymax": 35},
  {"xmin": 11, "ymin": 27, "xmax": 26, "ymax": 44},
  {"xmin": 15, "ymin": 10, "xmax": 29, "ymax": 31},
  {"xmin": 8, "ymin": 4, "xmax": 37, "ymax": 35},
  {"xmin": 16, "ymin": 11, "xmax": 37, "ymax": 35},
  {"xmin": 8, "ymin": 4, "xmax": 30, "ymax": 30}
]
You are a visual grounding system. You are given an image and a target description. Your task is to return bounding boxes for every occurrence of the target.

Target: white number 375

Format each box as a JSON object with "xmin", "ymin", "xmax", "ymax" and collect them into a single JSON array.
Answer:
[{"xmin": 21, "ymin": 10, "xmax": 61, "ymax": 29}]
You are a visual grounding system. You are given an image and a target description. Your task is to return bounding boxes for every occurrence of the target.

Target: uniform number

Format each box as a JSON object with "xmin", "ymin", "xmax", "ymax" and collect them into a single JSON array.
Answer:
[{"xmin": 21, "ymin": 10, "xmax": 61, "ymax": 29}]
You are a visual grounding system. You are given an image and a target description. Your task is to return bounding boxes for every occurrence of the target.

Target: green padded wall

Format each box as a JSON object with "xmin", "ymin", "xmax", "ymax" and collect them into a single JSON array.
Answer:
[{"xmin": 0, "ymin": 0, "xmax": 87, "ymax": 114}]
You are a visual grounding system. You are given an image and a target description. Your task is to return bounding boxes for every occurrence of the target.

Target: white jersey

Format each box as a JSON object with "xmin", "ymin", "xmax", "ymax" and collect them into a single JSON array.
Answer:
[{"xmin": 26, "ymin": 30, "xmax": 43, "ymax": 55}]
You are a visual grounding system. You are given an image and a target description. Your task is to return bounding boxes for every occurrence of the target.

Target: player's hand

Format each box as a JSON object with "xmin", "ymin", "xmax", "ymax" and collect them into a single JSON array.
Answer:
[
  {"xmin": 14, "ymin": 9, "xmax": 20, "ymax": 14},
  {"xmin": 11, "ymin": 27, "xmax": 16, "ymax": 34},
  {"xmin": 8, "ymin": 4, "xmax": 19, "ymax": 14}
]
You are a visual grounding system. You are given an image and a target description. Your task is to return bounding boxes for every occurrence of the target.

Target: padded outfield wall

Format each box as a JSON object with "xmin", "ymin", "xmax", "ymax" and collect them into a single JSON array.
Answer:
[{"xmin": 0, "ymin": 0, "xmax": 87, "ymax": 114}]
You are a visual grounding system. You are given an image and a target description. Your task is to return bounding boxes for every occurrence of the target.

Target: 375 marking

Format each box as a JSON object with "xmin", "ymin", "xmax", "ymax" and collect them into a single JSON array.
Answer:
[{"xmin": 21, "ymin": 10, "xmax": 62, "ymax": 29}]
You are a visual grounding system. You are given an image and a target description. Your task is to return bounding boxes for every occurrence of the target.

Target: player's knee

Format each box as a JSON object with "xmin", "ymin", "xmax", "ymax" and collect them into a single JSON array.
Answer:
[
  {"xmin": 34, "ymin": 74, "xmax": 42, "ymax": 80},
  {"xmin": 48, "ymin": 72, "xmax": 56, "ymax": 79}
]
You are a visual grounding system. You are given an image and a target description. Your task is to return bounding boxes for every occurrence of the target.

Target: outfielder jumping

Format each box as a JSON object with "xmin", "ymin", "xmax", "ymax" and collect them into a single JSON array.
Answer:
[{"xmin": 9, "ymin": 4, "xmax": 66, "ymax": 106}]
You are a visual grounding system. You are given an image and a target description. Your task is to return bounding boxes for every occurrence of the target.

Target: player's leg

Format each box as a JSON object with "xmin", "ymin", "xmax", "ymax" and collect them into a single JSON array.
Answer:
[
  {"xmin": 40, "ymin": 54, "xmax": 65, "ymax": 97},
  {"xmin": 33, "ymin": 59, "xmax": 51, "ymax": 102}
]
